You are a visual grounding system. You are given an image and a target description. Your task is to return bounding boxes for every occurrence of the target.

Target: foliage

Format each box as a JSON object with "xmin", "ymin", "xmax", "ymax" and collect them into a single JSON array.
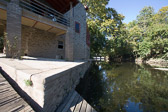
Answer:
[
  {"xmin": 137, "ymin": 6, "xmax": 155, "ymax": 29},
  {"xmin": 24, "ymin": 79, "xmax": 33, "ymax": 86},
  {"xmin": 6, "ymin": 35, "xmax": 21, "ymax": 58},
  {"xmin": 82, "ymin": 0, "xmax": 168, "ymax": 61},
  {"xmin": 81, "ymin": 0, "xmax": 124, "ymax": 57},
  {"xmin": 0, "ymin": 36, "xmax": 3, "ymax": 52},
  {"xmin": 127, "ymin": 6, "xmax": 168, "ymax": 60},
  {"xmin": 138, "ymin": 39, "xmax": 152, "ymax": 59}
]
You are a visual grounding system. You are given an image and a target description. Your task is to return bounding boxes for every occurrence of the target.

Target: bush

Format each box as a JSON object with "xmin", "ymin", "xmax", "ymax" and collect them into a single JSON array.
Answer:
[{"xmin": 138, "ymin": 39, "xmax": 152, "ymax": 59}]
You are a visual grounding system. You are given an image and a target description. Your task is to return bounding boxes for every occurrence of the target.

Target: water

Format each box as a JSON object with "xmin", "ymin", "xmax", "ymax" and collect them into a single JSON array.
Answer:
[{"xmin": 76, "ymin": 62, "xmax": 168, "ymax": 112}]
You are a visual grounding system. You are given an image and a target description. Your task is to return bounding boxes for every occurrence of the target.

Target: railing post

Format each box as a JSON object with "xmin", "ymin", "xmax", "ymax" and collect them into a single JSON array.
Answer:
[{"xmin": 6, "ymin": 0, "xmax": 22, "ymax": 58}]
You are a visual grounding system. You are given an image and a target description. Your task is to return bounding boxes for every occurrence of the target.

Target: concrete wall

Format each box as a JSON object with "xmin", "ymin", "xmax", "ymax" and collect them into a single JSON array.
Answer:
[
  {"xmin": 21, "ymin": 25, "xmax": 65, "ymax": 59},
  {"xmin": 43, "ymin": 61, "xmax": 91, "ymax": 111},
  {"xmin": 0, "ymin": 58, "xmax": 91, "ymax": 112}
]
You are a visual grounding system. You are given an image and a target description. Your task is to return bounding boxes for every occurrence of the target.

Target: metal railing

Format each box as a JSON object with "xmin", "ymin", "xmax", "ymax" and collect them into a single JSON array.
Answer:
[{"xmin": 19, "ymin": 0, "xmax": 70, "ymax": 26}]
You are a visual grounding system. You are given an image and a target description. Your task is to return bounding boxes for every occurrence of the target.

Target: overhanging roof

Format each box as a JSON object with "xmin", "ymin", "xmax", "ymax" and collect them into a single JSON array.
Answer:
[{"xmin": 45, "ymin": 0, "xmax": 79, "ymax": 14}]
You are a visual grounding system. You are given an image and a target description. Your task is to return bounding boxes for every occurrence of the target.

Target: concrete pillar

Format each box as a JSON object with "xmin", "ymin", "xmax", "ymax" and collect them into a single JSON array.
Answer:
[
  {"xmin": 6, "ymin": 0, "xmax": 22, "ymax": 58},
  {"xmin": 65, "ymin": 2, "xmax": 74, "ymax": 61}
]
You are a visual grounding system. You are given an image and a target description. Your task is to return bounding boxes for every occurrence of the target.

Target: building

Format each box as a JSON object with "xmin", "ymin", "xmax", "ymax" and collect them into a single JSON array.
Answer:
[
  {"xmin": 0, "ymin": 0, "xmax": 90, "ymax": 61},
  {"xmin": 0, "ymin": 0, "xmax": 92, "ymax": 111}
]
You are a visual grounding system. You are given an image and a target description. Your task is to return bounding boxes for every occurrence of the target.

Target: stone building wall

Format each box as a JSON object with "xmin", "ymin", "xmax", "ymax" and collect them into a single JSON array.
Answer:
[
  {"xmin": 64, "ymin": 3, "xmax": 90, "ymax": 60},
  {"xmin": 73, "ymin": 3, "xmax": 87, "ymax": 60},
  {"xmin": 21, "ymin": 25, "xmax": 65, "ymax": 59}
]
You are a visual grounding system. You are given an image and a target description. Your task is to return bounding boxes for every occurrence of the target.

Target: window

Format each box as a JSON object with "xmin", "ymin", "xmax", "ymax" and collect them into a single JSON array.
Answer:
[
  {"xmin": 75, "ymin": 22, "xmax": 80, "ymax": 33},
  {"xmin": 58, "ymin": 41, "xmax": 63, "ymax": 49}
]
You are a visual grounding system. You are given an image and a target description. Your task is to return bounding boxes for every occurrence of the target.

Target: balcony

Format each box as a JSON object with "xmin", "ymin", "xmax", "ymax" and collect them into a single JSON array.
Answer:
[
  {"xmin": 20, "ymin": 0, "xmax": 70, "ymax": 27},
  {"xmin": 0, "ymin": 0, "xmax": 71, "ymax": 35}
]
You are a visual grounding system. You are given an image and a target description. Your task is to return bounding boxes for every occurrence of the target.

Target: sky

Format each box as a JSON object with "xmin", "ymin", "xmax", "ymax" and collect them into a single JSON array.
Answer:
[{"xmin": 107, "ymin": 0, "xmax": 168, "ymax": 23}]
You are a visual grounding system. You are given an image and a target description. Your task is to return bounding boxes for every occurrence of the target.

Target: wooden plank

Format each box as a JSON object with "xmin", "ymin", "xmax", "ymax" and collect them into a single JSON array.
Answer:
[
  {"xmin": 92, "ymin": 108, "xmax": 97, "ymax": 112},
  {"xmin": 0, "ymin": 89, "xmax": 15, "ymax": 96},
  {"xmin": 69, "ymin": 93, "xmax": 80, "ymax": 112},
  {"xmin": 0, "ymin": 87, "xmax": 14, "ymax": 94},
  {"xmin": 0, "ymin": 84, "xmax": 11, "ymax": 90},
  {"xmin": 0, "ymin": 84, "xmax": 13, "ymax": 91},
  {"xmin": 62, "ymin": 91, "xmax": 77, "ymax": 112},
  {"xmin": 9, "ymin": 104, "xmax": 26, "ymax": 112},
  {"xmin": 0, "ymin": 81, "xmax": 8, "ymax": 86},
  {"xmin": 0, "ymin": 93, "xmax": 20, "ymax": 106},
  {"xmin": 19, "ymin": 105, "xmax": 32, "ymax": 112},
  {"xmin": 86, "ymin": 103, "xmax": 92, "ymax": 112},
  {"xmin": 0, "ymin": 97, "xmax": 26, "ymax": 112},
  {"xmin": 0, "ymin": 74, "xmax": 34, "ymax": 112},
  {"xmin": 56, "ymin": 90, "xmax": 96, "ymax": 112},
  {"xmin": 80, "ymin": 100, "xmax": 87, "ymax": 112},
  {"xmin": 0, "ymin": 78, "xmax": 6, "ymax": 82},
  {"xmin": 0, "ymin": 90, "xmax": 17, "ymax": 100},
  {"xmin": 20, "ymin": 105, "xmax": 34, "ymax": 112},
  {"xmin": 0, "ymin": 74, "xmax": 4, "ymax": 78},
  {"xmin": 73, "ymin": 96, "xmax": 83, "ymax": 112},
  {"xmin": 56, "ymin": 90, "xmax": 74, "ymax": 112}
]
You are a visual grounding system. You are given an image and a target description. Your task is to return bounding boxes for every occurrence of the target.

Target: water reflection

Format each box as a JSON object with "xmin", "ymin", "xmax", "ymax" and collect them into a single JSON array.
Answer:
[{"xmin": 76, "ymin": 62, "xmax": 168, "ymax": 112}]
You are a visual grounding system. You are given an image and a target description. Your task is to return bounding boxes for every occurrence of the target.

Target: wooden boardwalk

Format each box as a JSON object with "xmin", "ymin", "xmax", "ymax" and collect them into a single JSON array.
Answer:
[
  {"xmin": 56, "ymin": 90, "xmax": 97, "ymax": 112},
  {"xmin": 0, "ymin": 73, "xmax": 34, "ymax": 112}
]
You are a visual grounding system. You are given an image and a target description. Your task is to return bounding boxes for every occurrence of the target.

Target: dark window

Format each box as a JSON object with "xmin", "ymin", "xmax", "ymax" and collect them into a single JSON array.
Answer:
[
  {"xmin": 58, "ymin": 41, "xmax": 63, "ymax": 49},
  {"xmin": 75, "ymin": 22, "xmax": 80, "ymax": 33}
]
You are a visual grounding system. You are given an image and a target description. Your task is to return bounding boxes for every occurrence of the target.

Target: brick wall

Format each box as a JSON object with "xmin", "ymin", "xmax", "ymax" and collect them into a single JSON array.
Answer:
[
  {"xmin": 64, "ymin": 3, "xmax": 90, "ymax": 60},
  {"xmin": 73, "ymin": 3, "xmax": 87, "ymax": 60},
  {"xmin": 21, "ymin": 25, "xmax": 65, "ymax": 59}
]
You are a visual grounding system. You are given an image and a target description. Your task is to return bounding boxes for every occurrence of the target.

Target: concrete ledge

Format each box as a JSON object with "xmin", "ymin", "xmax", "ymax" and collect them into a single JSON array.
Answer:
[{"xmin": 0, "ymin": 55, "xmax": 91, "ymax": 112}]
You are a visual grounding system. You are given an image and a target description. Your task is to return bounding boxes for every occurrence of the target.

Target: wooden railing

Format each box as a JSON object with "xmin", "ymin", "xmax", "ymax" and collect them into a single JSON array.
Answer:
[{"xmin": 19, "ymin": 0, "xmax": 70, "ymax": 26}]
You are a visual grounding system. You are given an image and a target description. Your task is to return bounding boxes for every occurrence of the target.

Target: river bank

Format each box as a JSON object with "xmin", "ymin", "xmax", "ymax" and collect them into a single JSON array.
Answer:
[{"xmin": 135, "ymin": 58, "xmax": 168, "ymax": 68}]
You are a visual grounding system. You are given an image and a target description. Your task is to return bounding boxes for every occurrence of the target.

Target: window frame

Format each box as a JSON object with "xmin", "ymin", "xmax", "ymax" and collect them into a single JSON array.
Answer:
[
  {"xmin": 58, "ymin": 41, "xmax": 64, "ymax": 50},
  {"xmin": 75, "ymin": 21, "xmax": 80, "ymax": 33}
]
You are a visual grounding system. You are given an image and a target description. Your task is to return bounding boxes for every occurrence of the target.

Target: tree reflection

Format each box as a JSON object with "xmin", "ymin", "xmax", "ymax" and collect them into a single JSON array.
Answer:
[{"xmin": 76, "ymin": 62, "xmax": 168, "ymax": 112}]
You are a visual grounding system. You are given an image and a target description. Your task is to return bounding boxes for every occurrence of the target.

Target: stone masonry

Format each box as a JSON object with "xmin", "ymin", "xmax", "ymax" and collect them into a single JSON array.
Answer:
[
  {"xmin": 64, "ymin": 3, "xmax": 89, "ymax": 60},
  {"xmin": 21, "ymin": 25, "xmax": 65, "ymax": 59},
  {"xmin": 2, "ymin": 0, "xmax": 90, "ymax": 60},
  {"xmin": 6, "ymin": 0, "xmax": 22, "ymax": 58}
]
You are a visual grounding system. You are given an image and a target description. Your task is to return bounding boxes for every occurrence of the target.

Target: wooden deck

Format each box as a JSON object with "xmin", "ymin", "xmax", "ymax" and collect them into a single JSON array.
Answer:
[
  {"xmin": 0, "ymin": 73, "xmax": 34, "ymax": 112},
  {"xmin": 56, "ymin": 90, "xmax": 97, "ymax": 112}
]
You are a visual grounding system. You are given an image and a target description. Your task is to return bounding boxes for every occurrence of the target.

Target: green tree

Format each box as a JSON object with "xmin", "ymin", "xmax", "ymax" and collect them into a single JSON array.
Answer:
[
  {"xmin": 137, "ymin": 6, "xmax": 155, "ymax": 29},
  {"xmin": 127, "ymin": 6, "xmax": 168, "ymax": 60},
  {"xmin": 81, "ymin": 0, "xmax": 124, "ymax": 57}
]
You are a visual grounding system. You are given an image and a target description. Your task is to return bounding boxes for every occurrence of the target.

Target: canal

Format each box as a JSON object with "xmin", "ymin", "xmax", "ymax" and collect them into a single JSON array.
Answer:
[{"xmin": 76, "ymin": 62, "xmax": 168, "ymax": 112}]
